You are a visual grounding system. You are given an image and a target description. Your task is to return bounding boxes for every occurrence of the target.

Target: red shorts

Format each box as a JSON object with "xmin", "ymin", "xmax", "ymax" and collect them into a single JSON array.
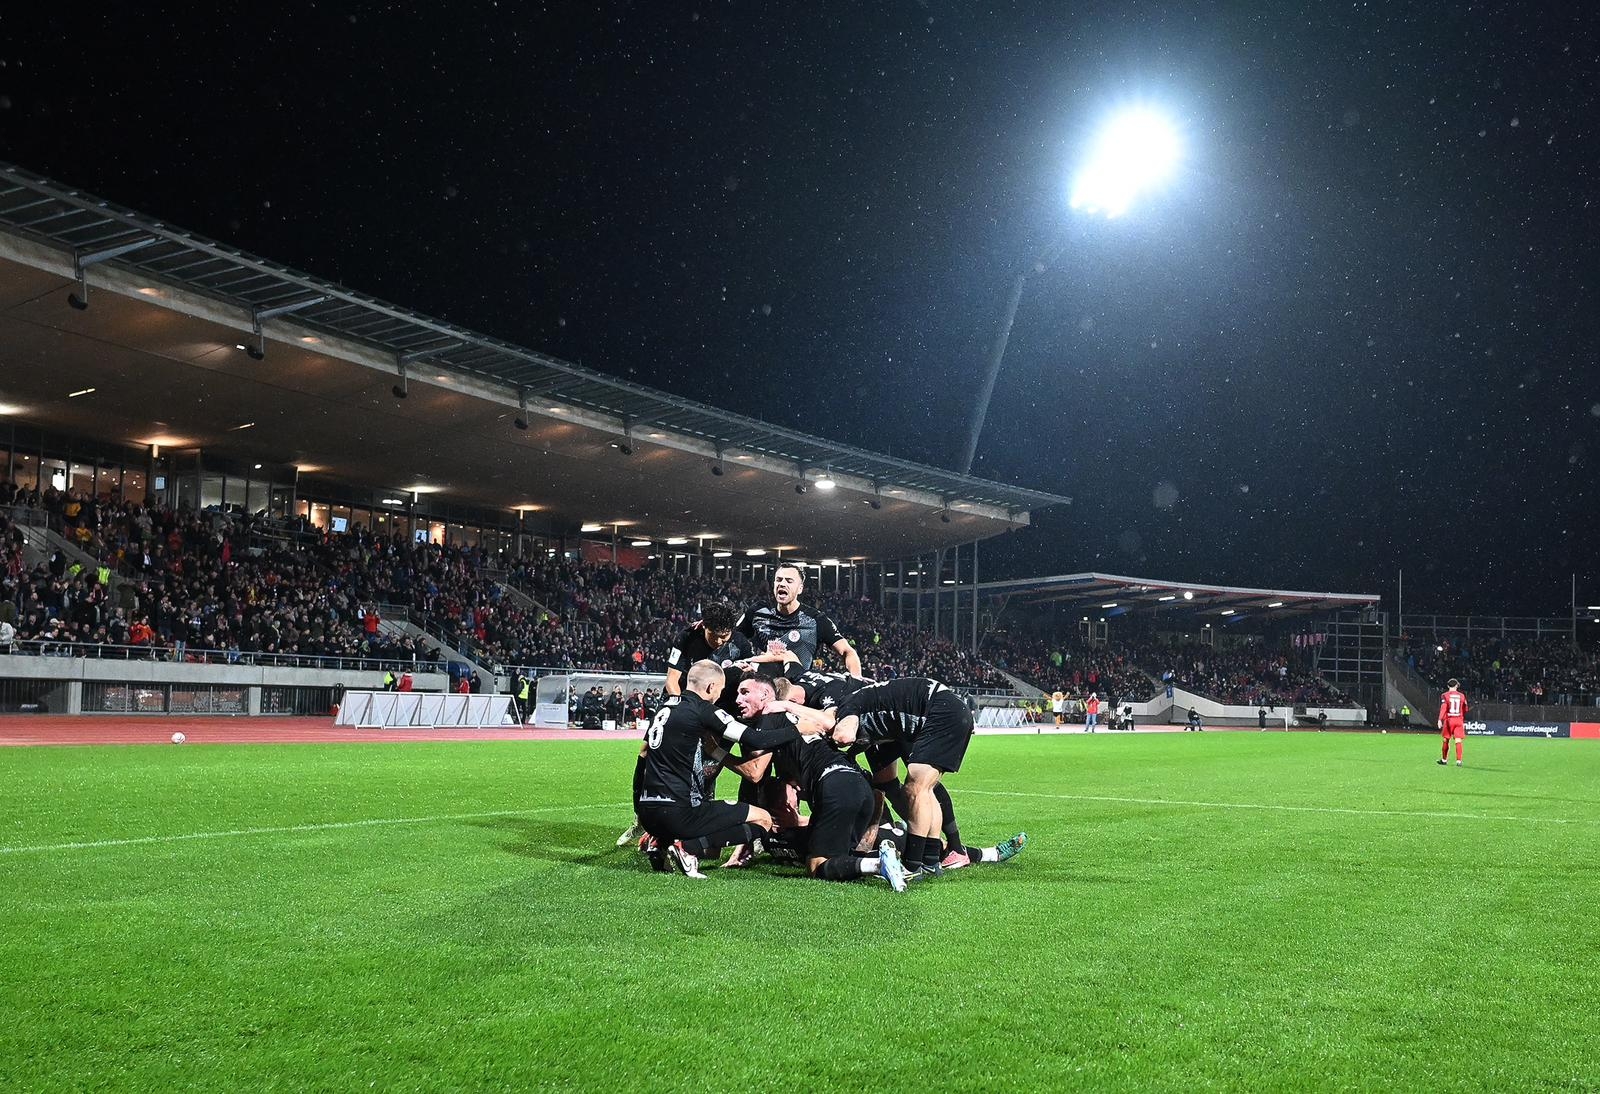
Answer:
[{"xmin": 1440, "ymin": 719, "xmax": 1465, "ymax": 739}]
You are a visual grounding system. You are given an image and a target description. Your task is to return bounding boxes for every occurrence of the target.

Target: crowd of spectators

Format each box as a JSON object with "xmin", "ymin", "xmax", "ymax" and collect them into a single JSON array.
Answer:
[
  {"xmin": 1402, "ymin": 636, "xmax": 1600, "ymax": 706},
  {"xmin": 2, "ymin": 486, "xmax": 436, "ymax": 669},
  {"xmin": 1139, "ymin": 642, "xmax": 1356, "ymax": 707},
  {"xmin": 980, "ymin": 631, "xmax": 1157, "ymax": 701},
  {"xmin": 22, "ymin": 479, "xmax": 1585, "ymax": 712}
]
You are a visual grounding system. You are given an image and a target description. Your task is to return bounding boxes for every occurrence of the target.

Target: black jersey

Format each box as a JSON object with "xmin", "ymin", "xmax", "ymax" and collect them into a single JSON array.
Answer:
[
  {"xmin": 832, "ymin": 676, "xmax": 951, "ymax": 744},
  {"xmin": 739, "ymin": 711, "xmax": 867, "ymax": 804},
  {"xmin": 736, "ymin": 602, "xmax": 842, "ymax": 679},
  {"xmin": 667, "ymin": 622, "xmax": 754, "ymax": 714},
  {"xmin": 638, "ymin": 693, "xmax": 745, "ymax": 807},
  {"xmin": 794, "ymin": 669, "xmax": 874, "ymax": 711}
]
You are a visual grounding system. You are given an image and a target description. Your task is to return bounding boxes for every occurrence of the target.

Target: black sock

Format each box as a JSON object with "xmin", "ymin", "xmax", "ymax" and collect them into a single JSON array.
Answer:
[
  {"xmin": 631, "ymin": 755, "xmax": 646, "ymax": 818},
  {"xmin": 923, "ymin": 840, "xmax": 944, "ymax": 870},
  {"xmin": 814, "ymin": 856, "xmax": 865, "ymax": 881},
  {"xmin": 905, "ymin": 834, "xmax": 929, "ymax": 871},
  {"xmin": 932, "ymin": 783, "xmax": 963, "ymax": 855},
  {"xmin": 873, "ymin": 776, "xmax": 913, "ymax": 823},
  {"xmin": 679, "ymin": 822, "xmax": 755, "ymax": 857}
]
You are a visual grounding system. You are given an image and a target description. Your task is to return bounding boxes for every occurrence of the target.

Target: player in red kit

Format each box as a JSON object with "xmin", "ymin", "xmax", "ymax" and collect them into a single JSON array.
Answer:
[{"xmin": 1437, "ymin": 678, "xmax": 1468, "ymax": 766}]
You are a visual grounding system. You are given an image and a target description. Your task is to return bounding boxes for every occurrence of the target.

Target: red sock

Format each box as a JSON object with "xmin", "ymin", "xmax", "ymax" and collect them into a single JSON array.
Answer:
[
  {"xmin": 1455, "ymin": 740, "xmax": 1463, "ymax": 762},
  {"xmin": 1442, "ymin": 738, "xmax": 1450, "ymax": 760}
]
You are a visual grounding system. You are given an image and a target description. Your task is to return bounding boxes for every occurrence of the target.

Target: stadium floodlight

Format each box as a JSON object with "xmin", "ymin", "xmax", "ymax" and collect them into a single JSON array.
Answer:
[
  {"xmin": 1182, "ymin": 590, "xmax": 1194, "ymax": 600},
  {"xmin": 815, "ymin": 469, "xmax": 836, "ymax": 490},
  {"xmin": 1069, "ymin": 107, "xmax": 1182, "ymax": 219}
]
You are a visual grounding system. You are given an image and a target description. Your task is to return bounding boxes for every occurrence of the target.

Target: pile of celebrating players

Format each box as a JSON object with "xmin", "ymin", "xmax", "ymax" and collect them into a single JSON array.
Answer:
[{"xmin": 617, "ymin": 564, "xmax": 1026, "ymax": 890}]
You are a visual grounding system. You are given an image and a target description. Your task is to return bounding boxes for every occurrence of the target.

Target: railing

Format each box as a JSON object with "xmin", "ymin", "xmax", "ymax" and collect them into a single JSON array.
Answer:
[
  {"xmin": 374, "ymin": 601, "xmax": 501, "ymax": 673},
  {"xmin": 0, "ymin": 638, "xmax": 442, "ymax": 674}
]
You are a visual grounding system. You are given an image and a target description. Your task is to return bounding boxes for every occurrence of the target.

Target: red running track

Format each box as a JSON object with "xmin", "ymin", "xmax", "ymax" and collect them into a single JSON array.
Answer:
[{"xmin": 0, "ymin": 716, "xmax": 645, "ymax": 748}]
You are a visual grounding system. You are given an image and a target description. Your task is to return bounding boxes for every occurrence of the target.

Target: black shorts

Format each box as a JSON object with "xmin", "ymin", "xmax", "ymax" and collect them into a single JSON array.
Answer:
[
  {"xmin": 805, "ymin": 767, "xmax": 876, "ymax": 860},
  {"xmin": 636, "ymin": 800, "xmax": 750, "ymax": 842},
  {"xmin": 904, "ymin": 691, "xmax": 974, "ymax": 773}
]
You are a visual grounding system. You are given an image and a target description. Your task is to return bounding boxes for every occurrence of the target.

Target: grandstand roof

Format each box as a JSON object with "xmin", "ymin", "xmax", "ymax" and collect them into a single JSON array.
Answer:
[
  {"xmin": 0, "ymin": 162, "xmax": 1070, "ymax": 559},
  {"xmin": 977, "ymin": 571, "xmax": 1380, "ymax": 620}
]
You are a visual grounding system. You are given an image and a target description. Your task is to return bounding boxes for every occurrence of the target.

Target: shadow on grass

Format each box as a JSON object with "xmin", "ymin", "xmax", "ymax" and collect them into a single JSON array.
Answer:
[{"xmin": 468, "ymin": 815, "xmax": 646, "ymax": 872}]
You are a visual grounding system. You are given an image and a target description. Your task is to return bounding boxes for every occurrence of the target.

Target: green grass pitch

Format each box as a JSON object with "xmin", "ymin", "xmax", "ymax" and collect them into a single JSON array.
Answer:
[{"xmin": 3, "ymin": 732, "xmax": 1598, "ymax": 1092}]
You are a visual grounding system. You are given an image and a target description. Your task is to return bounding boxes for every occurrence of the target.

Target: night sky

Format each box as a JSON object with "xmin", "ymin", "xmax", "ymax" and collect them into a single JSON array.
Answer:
[{"xmin": 3, "ymin": 3, "xmax": 1597, "ymax": 612}]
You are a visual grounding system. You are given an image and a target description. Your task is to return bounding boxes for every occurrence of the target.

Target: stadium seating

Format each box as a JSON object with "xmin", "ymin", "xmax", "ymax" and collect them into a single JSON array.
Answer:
[{"xmin": 1401, "ymin": 636, "xmax": 1600, "ymax": 706}]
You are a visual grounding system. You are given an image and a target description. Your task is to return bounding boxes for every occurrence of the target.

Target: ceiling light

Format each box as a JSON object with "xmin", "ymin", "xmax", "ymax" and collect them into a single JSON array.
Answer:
[
  {"xmin": 665, "ymin": 537, "xmax": 689, "ymax": 545},
  {"xmin": 820, "ymin": 558, "xmax": 840, "ymax": 566},
  {"xmin": 580, "ymin": 523, "xmax": 603, "ymax": 532},
  {"xmin": 381, "ymin": 497, "xmax": 404, "ymax": 505},
  {"xmin": 136, "ymin": 287, "xmax": 161, "ymax": 296},
  {"xmin": 942, "ymin": 580, "xmax": 956, "ymax": 585},
  {"xmin": 735, "ymin": 453, "xmax": 752, "ymax": 460},
  {"xmin": 713, "ymin": 550, "xmax": 733, "ymax": 558},
  {"xmin": 1157, "ymin": 595, "xmax": 1177, "ymax": 602},
  {"xmin": 630, "ymin": 539, "xmax": 651, "ymax": 547},
  {"xmin": 1220, "ymin": 609, "xmax": 1236, "ymax": 616},
  {"xmin": 1182, "ymin": 591, "xmax": 1194, "ymax": 600},
  {"xmin": 815, "ymin": 471, "xmax": 836, "ymax": 490},
  {"xmin": 233, "ymin": 422, "xmax": 256, "ymax": 431},
  {"xmin": 301, "ymin": 336, "xmax": 322, "ymax": 345},
  {"xmin": 1267, "ymin": 601, "xmax": 1284, "ymax": 608},
  {"xmin": 746, "ymin": 548, "xmax": 766, "ymax": 556},
  {"xmin": 253, "ymin": 463, "xmax": 262, "ymax": 470},
  {"xmin": 68, "ymin": 387, "xmax": 96, "ymax": 398},
  {"xmin": 548, "ymin": 406, "xmax": 564, "ymax": 413},
  {"xmin": 1101, "ymin": 602, "xmax": 1118, "ymax": 609},
  {"xmin": 647, "ymin": 432, "xmax": 665, "ymax": 439},
  {"xmin": 235, "ymin": 344, "xmax": 248, "ymax": 352}
]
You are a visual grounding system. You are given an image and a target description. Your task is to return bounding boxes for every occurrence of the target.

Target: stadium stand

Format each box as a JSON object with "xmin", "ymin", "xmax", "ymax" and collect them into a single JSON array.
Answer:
[{"xmin": 1400, "ymin": 636, "xmax": 1600, "ymax": 707}]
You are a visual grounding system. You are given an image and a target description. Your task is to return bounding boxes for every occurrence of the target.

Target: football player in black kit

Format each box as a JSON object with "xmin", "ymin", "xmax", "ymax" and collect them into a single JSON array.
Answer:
[
  {"xmin": 724, "ymin": 675, "xmax": 907, "ymax": 891},
  {"xmin": 778, "ymin": 671, "xmax": 1026, "ymax": 871},
  {"xmin": 636, "ymin": 660, "xmax": 775, "ymax": 879},
  {"xmin": 736, "ymin": 563, "xmax": 862, "ymax": 680},
  {"xmin": 719, "ymin": 564, "xmax": 860, "ymax": 866},
  {"xmin": 617, "ymin": 603, "xmax": 751, "ymax": 847},
  {"xmin": 817, "ymin": 676, "xmax": 975, "ymax": 880}
]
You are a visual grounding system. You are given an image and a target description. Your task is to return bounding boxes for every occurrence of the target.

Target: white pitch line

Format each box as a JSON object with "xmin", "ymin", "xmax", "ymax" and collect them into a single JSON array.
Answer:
[
  {"xmin": 961, "ymin": 788, "xmax": 1591, "ymax": 826},
  {"xmin": 0, "ymin": 802, "xmax": 614, "ymax": 856}
]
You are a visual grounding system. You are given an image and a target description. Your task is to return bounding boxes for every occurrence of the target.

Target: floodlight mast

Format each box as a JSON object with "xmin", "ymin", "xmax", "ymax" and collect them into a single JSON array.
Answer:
[{"xmin": 957, "ymin": 107, "xmax": 1180, "ymax": 476}]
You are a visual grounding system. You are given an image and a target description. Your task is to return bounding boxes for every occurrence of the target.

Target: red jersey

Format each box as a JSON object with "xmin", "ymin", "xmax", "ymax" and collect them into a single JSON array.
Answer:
[
  {"xmin": 1086, "ymin": 697, "xmax": 1101, "ymax": 715},
  {"xmin": 1439, "ymin": 688, "xmax": 1468, "ymax": 722}
]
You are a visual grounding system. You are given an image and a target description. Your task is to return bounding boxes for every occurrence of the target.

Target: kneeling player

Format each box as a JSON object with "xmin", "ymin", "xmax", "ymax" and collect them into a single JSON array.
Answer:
[
  {"xmin": 637, "ymin": 661, "xmax": 774, "ymax": 878},
  {"xmin": 727, "ymin": 676, "xmax": 907, "ymax": 890}
]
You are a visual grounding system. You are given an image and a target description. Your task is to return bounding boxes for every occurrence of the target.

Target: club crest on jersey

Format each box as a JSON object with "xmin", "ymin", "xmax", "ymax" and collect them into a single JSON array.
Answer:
[{"xmin": 788, "ymin": 630, "xmax": 801, "ymax": 643}]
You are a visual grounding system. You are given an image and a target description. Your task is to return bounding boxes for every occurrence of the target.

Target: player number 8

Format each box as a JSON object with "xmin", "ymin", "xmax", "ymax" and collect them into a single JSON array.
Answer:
[{"xmin": 646, "ymin": 706, "xmax": 672, "ymax": 749}]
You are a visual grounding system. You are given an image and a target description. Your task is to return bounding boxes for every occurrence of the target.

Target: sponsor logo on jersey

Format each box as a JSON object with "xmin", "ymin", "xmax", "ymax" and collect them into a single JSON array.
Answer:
[{"xmin": 789, "ymin": 630, "xmax": 801, "ymax": 643}]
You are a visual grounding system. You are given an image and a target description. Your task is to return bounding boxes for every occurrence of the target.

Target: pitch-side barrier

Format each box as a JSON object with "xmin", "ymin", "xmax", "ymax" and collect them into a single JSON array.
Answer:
[{"xmin": 334, "ymin": 690, "xmax": 514, "ymax": 729}]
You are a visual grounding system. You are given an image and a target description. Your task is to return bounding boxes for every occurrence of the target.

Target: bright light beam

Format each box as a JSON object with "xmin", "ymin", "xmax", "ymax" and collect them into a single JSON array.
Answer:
[{"xmin": 1069, "ymin": 108, "xmax": 1182, "ymax": 218}]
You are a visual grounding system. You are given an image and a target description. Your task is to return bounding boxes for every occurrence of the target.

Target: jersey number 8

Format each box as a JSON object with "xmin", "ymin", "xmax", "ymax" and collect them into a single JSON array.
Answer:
[{"xmin": 646, "ymin": 703, "xmax": 674, "ymax": 750}]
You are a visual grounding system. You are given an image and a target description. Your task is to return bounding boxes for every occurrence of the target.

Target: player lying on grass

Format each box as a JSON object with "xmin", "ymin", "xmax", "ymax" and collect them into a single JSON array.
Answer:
[{"xmin": 635, "ymin": 660, "xmax": 775, "ymax": 879}]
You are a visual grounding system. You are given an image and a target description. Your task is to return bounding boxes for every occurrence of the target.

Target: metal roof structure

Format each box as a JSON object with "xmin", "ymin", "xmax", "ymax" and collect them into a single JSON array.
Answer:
[
  {"xmin": 974, "ymin": 571, "xmax": 1380, "ymax": 621},
  {"xmin": 0, "ymin": 162, "xmax": 1069, "ymax": 526}
]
